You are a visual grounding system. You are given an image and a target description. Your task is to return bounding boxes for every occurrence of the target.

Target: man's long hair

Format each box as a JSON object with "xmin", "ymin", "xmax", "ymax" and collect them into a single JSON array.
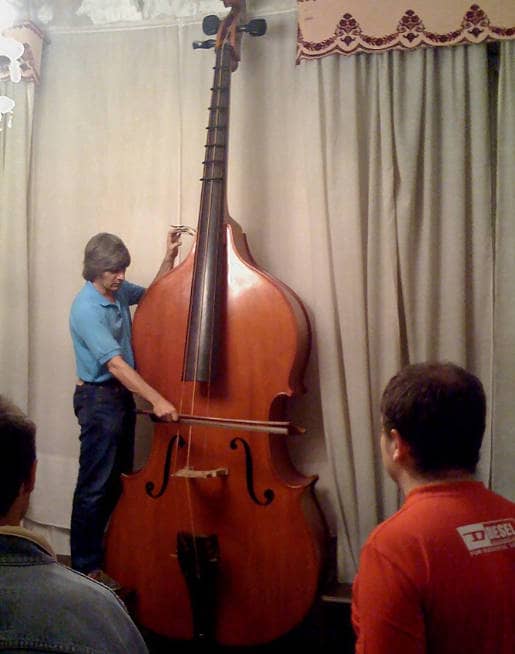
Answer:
[{"xmin": 82, "ymin": 233, "xmax": 131, "ymax": 281}]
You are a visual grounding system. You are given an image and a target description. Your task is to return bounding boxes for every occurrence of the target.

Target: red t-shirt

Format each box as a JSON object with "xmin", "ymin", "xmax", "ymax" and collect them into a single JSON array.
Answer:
[{"xmin": 352, "ymin": 481, "xmax": 515, "ymax": 654}]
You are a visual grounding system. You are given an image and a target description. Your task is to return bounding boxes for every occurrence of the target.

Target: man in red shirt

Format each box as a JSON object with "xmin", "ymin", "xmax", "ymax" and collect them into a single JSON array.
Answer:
[{"xmin": 352, "ymin": 361, "xmax": 514, "ymax": 654}]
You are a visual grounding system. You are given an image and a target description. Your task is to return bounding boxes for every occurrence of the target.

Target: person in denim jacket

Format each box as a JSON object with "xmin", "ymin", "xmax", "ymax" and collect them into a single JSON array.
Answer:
[{"xmin": 0, "ymin": 394, "xmax": 149, "ymax": 653}]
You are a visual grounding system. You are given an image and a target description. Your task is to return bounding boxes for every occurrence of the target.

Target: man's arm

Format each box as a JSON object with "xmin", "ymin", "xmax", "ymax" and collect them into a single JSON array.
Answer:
[
  {"xmin": 352, "ymin": 543, "xmax": 426, "ymax": 654},
  {"xmin": 108, "ymin": 230, "xmax": 184, "ymax": 418},
  {"xmin": 151, "ymin": 229, "xmax": 182, "ymax": 285},
  {"xmin": 107, "ymin": 355, "xmax": 178, "ymax": 422}
]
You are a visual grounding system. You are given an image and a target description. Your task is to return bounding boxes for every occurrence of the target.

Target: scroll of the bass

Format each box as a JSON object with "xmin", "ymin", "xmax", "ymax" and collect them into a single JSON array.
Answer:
[{"xmin": 104, "ymin": 1, "xmax": 328, "ymax": 646}]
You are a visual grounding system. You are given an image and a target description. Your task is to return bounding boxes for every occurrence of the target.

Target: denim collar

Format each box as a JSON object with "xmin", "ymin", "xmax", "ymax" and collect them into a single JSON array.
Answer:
[{"xmin": 0, "ymin": 525, "xmax": 56, "ymax": 559}]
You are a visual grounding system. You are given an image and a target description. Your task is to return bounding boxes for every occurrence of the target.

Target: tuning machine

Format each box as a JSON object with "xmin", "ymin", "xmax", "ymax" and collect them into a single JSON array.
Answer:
[
  {"xmin": 238, "ymin": 18, "xmax": 267, "ymax": 37},
  {"xmin": 202, "ymin": 14, "xmax": 220, "ymax": 35},
  {"xmin": 192, "ymin": 39, "xmax": 216, "ymax": 50},
  {"xmin": 192, "ymin": 14, "xmax": 267, "ymax": 49},
  {"xmin": 203, "ymin": 14, "xmax": 267, "ymax": 37},
  {"xmin": 192, "ymin": 14, "xmax": 218, "ymax": 49}
]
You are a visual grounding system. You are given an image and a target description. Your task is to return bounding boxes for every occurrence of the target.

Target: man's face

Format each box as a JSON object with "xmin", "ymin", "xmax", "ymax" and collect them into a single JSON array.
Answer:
[{"xmin": 94, "ymin": 269, "xmax": 126, "ymax": 295}]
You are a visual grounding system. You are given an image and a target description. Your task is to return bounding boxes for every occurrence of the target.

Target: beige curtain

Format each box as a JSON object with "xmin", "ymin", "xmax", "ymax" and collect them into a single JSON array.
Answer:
[
  {"xmin": 492, "ymin": 40, "xmax": 515, "ymax": 500},
  {"xmin": 299, "ymin": 40, "xmax": 513, "ymax": 579},
  {"xmin": 0, "ymin": 80, "xmax": 35, "ymax": 412},
  {"xmin": 25, "ymin": 23, "xmax": 183, "ymax": 550},
  {"xmin": 6, "ymin": 6, "xmax": 512, "ymax": 582}
]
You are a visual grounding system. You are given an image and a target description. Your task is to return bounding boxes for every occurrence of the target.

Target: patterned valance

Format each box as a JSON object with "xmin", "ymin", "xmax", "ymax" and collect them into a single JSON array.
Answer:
[
  {"xmin": 297, "ymin": 1, "xmax": 515, "ymax": 62},
  {"xmin": 0, "ymin": 22, "xmax": 44, "ymax": 84}
]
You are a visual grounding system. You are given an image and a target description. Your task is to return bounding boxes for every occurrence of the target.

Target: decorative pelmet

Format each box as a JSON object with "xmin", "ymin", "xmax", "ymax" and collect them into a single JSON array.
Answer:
[{"xmin": 297, "ymin": 1, "xmax": 515, "ymax": 62}]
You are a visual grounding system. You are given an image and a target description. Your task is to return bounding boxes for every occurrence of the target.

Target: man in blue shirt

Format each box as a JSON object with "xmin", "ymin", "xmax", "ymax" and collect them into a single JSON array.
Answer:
[
  {"xmin": 69, "ymin": 231, "xmax": 180, "ymax": 582},
  {"xmin": 0, "ymin": 394, "xmax": 149, "ymax": 653}
]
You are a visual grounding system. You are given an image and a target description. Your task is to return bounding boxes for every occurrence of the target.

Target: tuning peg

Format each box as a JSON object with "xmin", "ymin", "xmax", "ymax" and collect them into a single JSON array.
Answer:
[
  {"xmin": 238, "ymin": 18, "xmax": 267, "ymax": 37},
  {"xmin": 192, "ymin": 39, "xmax": 216, "ymax": 50},
  {"xmin": 202, "ymin": 14, "xmax": 220, "ymax": 36}
]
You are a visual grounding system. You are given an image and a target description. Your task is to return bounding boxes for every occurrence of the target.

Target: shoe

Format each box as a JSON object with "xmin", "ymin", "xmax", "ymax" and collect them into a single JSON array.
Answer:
[{"xmin": 87, "ymin": 569, "xmax": 122, "ymax": 592}]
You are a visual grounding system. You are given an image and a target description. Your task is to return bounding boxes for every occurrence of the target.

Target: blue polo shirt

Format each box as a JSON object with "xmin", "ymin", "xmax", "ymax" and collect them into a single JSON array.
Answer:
[{"xmin": 69, "ymin": 280, "xmax": 145, "ymax": 383}]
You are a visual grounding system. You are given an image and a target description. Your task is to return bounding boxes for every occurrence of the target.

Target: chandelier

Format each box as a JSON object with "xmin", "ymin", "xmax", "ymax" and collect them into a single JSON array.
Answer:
[
  {"xmin": 0, "ymin": 1, "xmax": 23, "ymax": 130},
  {"xmin": 0, "ymin": 34, "xmax": 24, "ymax": 129}
]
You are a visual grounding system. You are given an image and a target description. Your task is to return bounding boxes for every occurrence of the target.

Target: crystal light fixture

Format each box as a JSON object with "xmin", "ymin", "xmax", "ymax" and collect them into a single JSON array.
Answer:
[{"xmin": 0, "ymin": 0, "xmax": 24, "ymax": 130}]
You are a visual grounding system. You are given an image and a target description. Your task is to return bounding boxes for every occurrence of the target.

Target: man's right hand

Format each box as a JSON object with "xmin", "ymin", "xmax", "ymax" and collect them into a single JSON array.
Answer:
[{"xmin": 152, "ymin": 397, "xmax": 179, "ymax": 422}]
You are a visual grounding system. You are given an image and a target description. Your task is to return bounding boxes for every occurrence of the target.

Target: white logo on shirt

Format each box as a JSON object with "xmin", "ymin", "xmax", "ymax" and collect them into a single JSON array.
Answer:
[{"xmin": 457, "ymin": 519, "xmax": 515, "ymax": 555}]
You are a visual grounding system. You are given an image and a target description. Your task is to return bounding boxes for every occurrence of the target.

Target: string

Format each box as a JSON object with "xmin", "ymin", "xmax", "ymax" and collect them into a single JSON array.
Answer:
[{"xmin": 181, "ymin": 32, "xmax": 236, "ymax": 566}]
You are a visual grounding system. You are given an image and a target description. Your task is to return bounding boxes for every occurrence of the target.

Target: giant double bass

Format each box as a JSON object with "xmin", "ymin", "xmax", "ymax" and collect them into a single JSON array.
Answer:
[{"xmin": 105, "ymin": 1, "xmax": 327, "ymax": 646}]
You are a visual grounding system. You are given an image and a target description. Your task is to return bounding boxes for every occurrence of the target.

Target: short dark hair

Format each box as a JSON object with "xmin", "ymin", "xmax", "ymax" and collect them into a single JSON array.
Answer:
[
  {"xmin": 380, "ymin": 362, "xmax": 486, "ymax": 474},
  {"xmin": 82, "ymin": 233, "xmax": 131, "ymax": 281},
  {"xmin": 0, "ymin": 395, "xmax": 36, "ymax": 518}
]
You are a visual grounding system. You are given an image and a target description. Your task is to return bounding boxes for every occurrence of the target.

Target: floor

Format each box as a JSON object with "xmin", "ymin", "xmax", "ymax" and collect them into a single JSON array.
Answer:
[{"xmin": 140, "ymin": 587, "xmax": 355, "ymax": 653}]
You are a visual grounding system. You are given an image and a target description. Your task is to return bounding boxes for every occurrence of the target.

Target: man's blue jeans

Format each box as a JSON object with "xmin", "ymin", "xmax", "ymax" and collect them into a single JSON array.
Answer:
[{"xmin": 71, "ymin": 381, "xmax": 136, "ymax": 573}]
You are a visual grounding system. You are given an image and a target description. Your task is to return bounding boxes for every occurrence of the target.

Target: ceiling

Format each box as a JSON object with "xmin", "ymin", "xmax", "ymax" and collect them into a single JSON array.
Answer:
[{"xmin": 2, "ymin": 0, "xmax": 296, "ymax": 30}]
